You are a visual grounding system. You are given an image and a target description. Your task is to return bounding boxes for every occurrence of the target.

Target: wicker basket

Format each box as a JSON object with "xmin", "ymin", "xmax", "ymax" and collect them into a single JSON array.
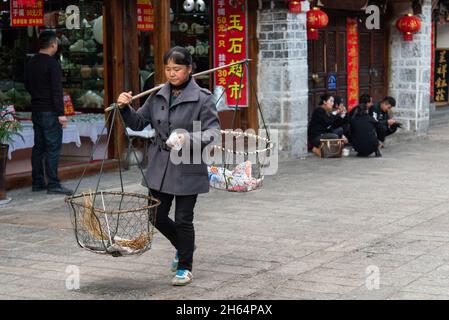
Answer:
[{"xmin": 65, "ymin": 191, "xmax": 160, "ymax": 257}]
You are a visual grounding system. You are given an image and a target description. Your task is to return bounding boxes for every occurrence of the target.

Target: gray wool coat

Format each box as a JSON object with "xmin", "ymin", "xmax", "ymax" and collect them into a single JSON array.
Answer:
[{"xmin": 120, "ymin": 79, "xmax": 220, "ymax": 195}]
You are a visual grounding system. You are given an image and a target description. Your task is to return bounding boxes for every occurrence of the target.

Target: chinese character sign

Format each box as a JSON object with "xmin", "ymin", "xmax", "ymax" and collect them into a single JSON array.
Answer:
[
  {"xmin": 137, "ymin": 0, "xmax": 154, "ymax": 31},
  {"xmin": 434, "ymin": 49, "xmax": 449, "ymax": 103},
  {"xmin": 214, "ymin": 0, "xmax": 248, "ymax": 108},
  {"xmin": 346, "ymin": 18, "xmax": 359, "ymax": 111},
  {"xmin": 10, "ymin": 0, "xmax": 44, "ymax": 27}
]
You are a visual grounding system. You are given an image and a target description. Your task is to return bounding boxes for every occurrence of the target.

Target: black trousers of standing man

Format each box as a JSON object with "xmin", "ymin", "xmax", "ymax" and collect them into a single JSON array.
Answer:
[{"xmin": 150, "ymin": 189, "xmax": 198, "ymax": 271}]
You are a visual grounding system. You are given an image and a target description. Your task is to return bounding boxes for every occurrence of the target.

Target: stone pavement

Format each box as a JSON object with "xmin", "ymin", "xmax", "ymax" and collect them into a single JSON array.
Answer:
[{"xmin": 2, "ymin": 125, "xmax": 449, "ymax": 300}]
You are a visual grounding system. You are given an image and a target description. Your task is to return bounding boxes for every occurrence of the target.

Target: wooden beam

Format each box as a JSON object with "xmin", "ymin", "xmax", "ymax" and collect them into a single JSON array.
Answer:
[
  {"xmin": 124, "ymin": 0, "xmax": 140, "ymax": 105},
  {"xmin": 154, "ymin": 0, "xmax": 171, "ymax": 85},
  {"xmin": 103, "ymin": 0, "xmax": 126, "ymax": 159},
  {"xmin": 247, "ymin": 0, "xmax": 260, "ymax": 132}
]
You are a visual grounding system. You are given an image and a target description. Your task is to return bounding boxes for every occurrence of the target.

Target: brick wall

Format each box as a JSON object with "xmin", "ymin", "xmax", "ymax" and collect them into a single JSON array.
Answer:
[
  {"xmin": 389, "ymin": 0, "xmax": 432, "ymax": 135},
  {"xmin": 257, "ymin": 9, "xmax": 309, "ymax": 157}
]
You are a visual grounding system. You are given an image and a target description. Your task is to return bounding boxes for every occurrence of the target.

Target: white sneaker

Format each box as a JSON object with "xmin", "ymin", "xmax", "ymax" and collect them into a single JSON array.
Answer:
[{"xmin": 172, "ymin": 269, "xmax": 193, "ymax": 286}]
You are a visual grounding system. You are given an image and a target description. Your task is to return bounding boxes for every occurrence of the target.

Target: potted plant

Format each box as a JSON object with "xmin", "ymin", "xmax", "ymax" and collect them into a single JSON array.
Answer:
[{"xmin": 0, "ymin": 105, "xmax": 23, "ymax": 204}]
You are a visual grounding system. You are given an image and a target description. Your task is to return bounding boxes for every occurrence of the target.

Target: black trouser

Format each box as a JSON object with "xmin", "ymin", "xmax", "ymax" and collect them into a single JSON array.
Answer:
[
  {"xmin": 377, "ymin": 126, "xmax": 397, "ymax": 142},
  {"xmin": 353, "ymin": 141, "xmax": 379, "ymax": 157},
  {"xmin": 150, "ymin": 189, "xmax": 198, "ymax": 271},
  {"xmin": 31, "ymin": 112, "xmax": 63, "ymax": 189},
  {"xmin": 311, "ymin": 127, "xmax": 344, "ymax": 148}
]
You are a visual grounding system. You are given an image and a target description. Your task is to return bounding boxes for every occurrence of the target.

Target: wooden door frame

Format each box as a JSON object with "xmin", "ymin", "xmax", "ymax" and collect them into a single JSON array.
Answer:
[
  {"xmin": 104, "ymin": 0, "xmax": 170, "ymax": 162},
  {"xmin": 246, "ymin": 0, "xmax": 259, "ymax": 131}
]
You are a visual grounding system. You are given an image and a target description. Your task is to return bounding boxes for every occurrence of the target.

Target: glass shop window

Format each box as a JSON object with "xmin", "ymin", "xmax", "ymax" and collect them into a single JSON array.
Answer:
[
  {"xmin": 170, "ymin": 0, "xmax": 211, "ymax": 89},
  {"xmin": 0, "ymin": 0, "xmax": 104, "ymax": 114}
]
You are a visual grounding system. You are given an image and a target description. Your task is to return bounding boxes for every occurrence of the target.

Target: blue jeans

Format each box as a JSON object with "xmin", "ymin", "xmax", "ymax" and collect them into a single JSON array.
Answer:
[{"xmin": 31, "ymin": 112, "xmax": 63, "ymax": 189}]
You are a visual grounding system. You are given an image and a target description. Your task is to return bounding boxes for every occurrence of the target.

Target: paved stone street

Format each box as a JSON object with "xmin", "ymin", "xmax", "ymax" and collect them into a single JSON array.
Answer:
[{"xmin": 2, "ymin": 124, "xmax": 449, "ymax": 300}]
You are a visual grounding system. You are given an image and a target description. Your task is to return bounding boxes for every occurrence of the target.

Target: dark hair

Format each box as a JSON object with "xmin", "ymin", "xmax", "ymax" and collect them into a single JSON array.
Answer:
[
  {"xmin": 351, "ymin": 103, "xmax": 370, "ymax": 118},
  {"xmin": 319, "ymin": 94, "xmax": 333, "ymax": 106},
  {"xmin": 39, "ymin": 30, "xmax": 58, "ymax": 49},
  {"xmin": 359, "ymin": 94, "xmax": 372, "ymax": 105},
  {"xmin": 163, "ymin": 46, "xmax": 193, "ymax": 66},
  {"xmin": 334, "ymin": 96, "xmax": 343, "ymax": 107},
  {"xmin": 381, "ymin": 96, "xmax": 396, "ymax": 107}
]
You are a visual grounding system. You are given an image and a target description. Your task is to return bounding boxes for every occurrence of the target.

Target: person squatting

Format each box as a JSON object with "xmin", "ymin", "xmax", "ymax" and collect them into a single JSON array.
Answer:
[{"xmin": 308, "ymin": 94, "xmax": 400, "ymax": 158}]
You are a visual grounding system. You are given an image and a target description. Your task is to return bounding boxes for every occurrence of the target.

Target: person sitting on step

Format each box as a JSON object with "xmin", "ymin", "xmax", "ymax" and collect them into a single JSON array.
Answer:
[{"xmin": 308, "ymin": 94, "xmax": 348, "ymax": 157}]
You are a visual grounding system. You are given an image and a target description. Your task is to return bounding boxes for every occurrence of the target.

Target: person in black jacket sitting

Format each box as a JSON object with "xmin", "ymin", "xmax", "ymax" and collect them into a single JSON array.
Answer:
[
  {"xmin": 369, "ymin": 96, "xmax": 401, "ymax": 145},
  {"xmin": 308, "ymin": 94, "xmax": 348, "ymax": 156},
  {"xmin": 350, "ymin": 102, "xmax": 382, "ymax": 157}
]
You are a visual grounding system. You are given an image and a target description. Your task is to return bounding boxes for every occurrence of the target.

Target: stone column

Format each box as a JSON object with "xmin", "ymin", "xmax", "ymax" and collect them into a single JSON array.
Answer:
[
  {"xmin": 257, "ymin": 7, "xmax": 309, "ymax": 158},
  {"xmin": 389, "ymin": 0, "xmax": 432, "ymax": 135}
]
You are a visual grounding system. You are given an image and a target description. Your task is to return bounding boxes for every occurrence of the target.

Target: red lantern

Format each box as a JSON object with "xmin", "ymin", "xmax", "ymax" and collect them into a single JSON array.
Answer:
[
  {"xmin": 396, "ymin": 13, "xmax": 421, "ymax": 41},
  {"xmin": 307, "ymin": 7, "xmax": 329, "ymax": 40},
  {"xmin": 288, "ymin": 1, "xmax": 302, "ymax": 13}
]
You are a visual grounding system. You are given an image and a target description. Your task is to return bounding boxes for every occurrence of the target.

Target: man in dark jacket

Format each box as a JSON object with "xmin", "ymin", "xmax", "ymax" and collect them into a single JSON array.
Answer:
[
  {"xmin": 25, "ymin": 30, "xmax": 73, "ymax": 195},
  {"xmin": 369, "ymin": 96, "xmax": 400, "ymax": 144}
]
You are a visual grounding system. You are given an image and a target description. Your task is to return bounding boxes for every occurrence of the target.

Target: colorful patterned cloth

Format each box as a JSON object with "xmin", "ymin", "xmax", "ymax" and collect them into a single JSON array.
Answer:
[{"xmin": 208, "ymin": 161, "xmax": 263, "ymax": 192}]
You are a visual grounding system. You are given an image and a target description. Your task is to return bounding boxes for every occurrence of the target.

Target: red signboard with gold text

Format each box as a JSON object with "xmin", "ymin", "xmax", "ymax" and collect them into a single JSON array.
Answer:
[
  {"xmin": 10, "ymin": 0, "xmax": 44, "ymax": 27},
  {"xmin": 346, "ymin": 18, "xmax": 359, "ymax": 111},
  {"xmin": 214, "ymin": 0, "xmax": 247, "ymax": 108},
  {"xmin": 137, "ymin": 0, "xmax": 154, "ymax": 31}
]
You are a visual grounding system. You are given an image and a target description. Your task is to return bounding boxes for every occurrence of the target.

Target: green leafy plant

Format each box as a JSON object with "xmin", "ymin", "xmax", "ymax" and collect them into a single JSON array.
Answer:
[{"xmin": 0, "ymin": 105, "xmax": 23, "ymax": 145}]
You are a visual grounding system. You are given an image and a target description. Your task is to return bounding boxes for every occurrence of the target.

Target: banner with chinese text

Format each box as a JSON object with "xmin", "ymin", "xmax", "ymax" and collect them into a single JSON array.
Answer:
[
  {"xmin": 434, "ymin": 49, "xmax": 449, "ymax": 103},
  {"xmin": 137, "ymin": 0, "xmax": 154, "ymax": 31},
  {"xmin": 213, "ymin": 0, "xmax": 248, "ymax": 109},
  {"xmin": 346, "ymin": 18, "xmax": 359, "ymax": 111},
  {"xmin": 10, "ymin": 0, "xmax": 44, "ymax": 27}
]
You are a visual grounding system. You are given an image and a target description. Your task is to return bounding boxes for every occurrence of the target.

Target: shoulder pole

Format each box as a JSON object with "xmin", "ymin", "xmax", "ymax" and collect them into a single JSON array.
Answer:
[{"xmin": 105, "ymin": 59, "xmax": 252, "ymax": 112}]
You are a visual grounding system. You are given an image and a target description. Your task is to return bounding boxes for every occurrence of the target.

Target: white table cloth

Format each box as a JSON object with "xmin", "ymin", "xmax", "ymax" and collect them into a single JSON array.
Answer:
[
  {"xmin": 8, "ymin": 121, "xmax": 81, "ymax": 159},
  {"xmin": 67, "ymin": 114, "xmax": 108, "ymax": 144},
  {"xmin": 8, "ymin": 114, "xmax": 107, "ymax": 159}
]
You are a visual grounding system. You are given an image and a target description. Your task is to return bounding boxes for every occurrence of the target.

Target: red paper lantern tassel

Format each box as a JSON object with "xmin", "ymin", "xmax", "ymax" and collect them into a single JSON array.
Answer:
[{"xmin": 307, "ymin": 28, "xmax": 318, "ymax": 40}]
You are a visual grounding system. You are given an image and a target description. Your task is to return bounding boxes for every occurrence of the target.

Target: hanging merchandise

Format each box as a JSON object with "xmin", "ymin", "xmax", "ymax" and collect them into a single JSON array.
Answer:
[
  {"xmin": 195, "ymin": 0, "xmax": 206, "ymax": 12},
  {"xmin": 179, "ymin": 22, "xmax": 189, "ymax": 32},
  {"xmin": 57, "ymin": 10, "xmax": 66, "ymax": 26},
  {"xmin": 183, "ymin": 0, "xmax": 195, "ymax": 12},
  {"xmin": 186, "ymin": 45, "xmax": 195, "ymax": 55},
  {"xmin": 93, "ymin": 16, "xmax": 103, "ymax": 44}
]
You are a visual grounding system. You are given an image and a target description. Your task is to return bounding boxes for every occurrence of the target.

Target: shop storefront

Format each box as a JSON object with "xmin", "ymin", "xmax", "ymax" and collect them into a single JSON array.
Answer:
[
  {"xmin": 2, "ymin": 0, "xmax": 259, "ymax": 189},
  {"xmin": 0, "ymin": 0, "xmax": 112, "ymax": 189}
]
